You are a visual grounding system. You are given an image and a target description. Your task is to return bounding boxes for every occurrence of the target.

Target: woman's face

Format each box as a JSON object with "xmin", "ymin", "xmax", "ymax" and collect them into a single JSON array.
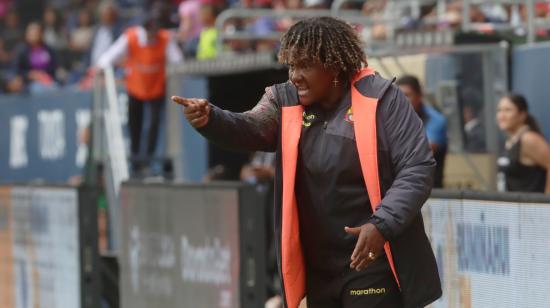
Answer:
[
  {"xmin": 287, "ymin": 0, "xmax": 301, "ymax": 9},
  {"xmin": 6, "ymin": 11, "xmax": 19, "ymax": 28},
  {"xmin": 43, "ymin": 9, "xmax": 56, "ymax": 26},
  {"xmin": 496, "ymin": 97, "xmax": 526, "ymax": 133},
  {"xmin": 289, "ymin": 61, "xmax": 336, "ymax": 106},
  {"xmin": 26, "ymin": 23, "xmax": 43, "ymax": 46},
  {"xmin": 101, "ymin": 6, "xmax": 117, "ymax": 25},
  {"xmin": 79, "ymin": 10, "xmax": 92, "ymax": 27}
]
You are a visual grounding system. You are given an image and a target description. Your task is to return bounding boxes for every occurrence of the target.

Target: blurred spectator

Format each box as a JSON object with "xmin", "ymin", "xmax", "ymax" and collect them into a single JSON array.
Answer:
[
  {"xmin": 10, "ymin": 22, "xmax": 59, "ymax": 93},
  {"xmin": 463, "ymin": 102, "xmax": 486, "ymax": 153},
  {"xmin": 5, "ymin": 71, "xmax": 23, "ymax": 93},
  {"xmin": 196, "ymin": 1, "xmax": 219, "ymax": 60},
  {"xmin": 241, "ymin": 151, "xmax": 275, "ymax": 186},
  {"xmin": 221, "ymin": 0, "xmax": 253, "ymax": 54},
  {"xmin": 497, "ymin": 94, "xmax": 550, "ymax": 193},
  {"xmin": 467, "ymin": 4, "xmax": 504, "ymax": 34},
  {"xmin": 479, "ymin": 3, "xmax": 508, "ymax": 23},
  {"xmin": 15, "ymin": 0, "xmax": 44, "ymax": 27},
  {"xmin": 70, "ymin": 1, "xmax": 123, "ymax": 87},
  {"xmin": 234, "ymin": 0, "xmax": 253, "ymax": 9},
  {"xmin": 177, "ymin": 0, "xmax": 203, "ymax": 57},
  {"xmin": 361, "ymin": 0, "xmax": 389, "ymax": 41},
  {"xmin": 397, "ymin": 75, "xmax": 448, "ymax": 188},
  {"xmin": 441, "ymin": 1, "xmax": 463, "ymax": 30},
  {"xmin": 150, "ymin": 0, "xmax": 179, "ymax": 29},
  {"xmin": 0, "ymin": 40, "xmax": 10, "ymax": 69},
  {"xmin": 461, "ymin": 87, "xmax": 486, "ymax": 153},
  {"xmin": 469, "ymin": 5, "xmax": 488, "ymax": 23},
  {"xmin": 0, "ymin": 9, "xmax": 23, "ymax": 66},
  {"xmin": 168, "ymin": 0, "xmax": 185, "ymax": 6},
  {"xmin": 67, "ymin": 8, "xmax": 94, "ymax": 75},
  {"xmin": 532, "ymin": 2, "xmax": 550, "ymax": 37},
  {"xmin": 251, "ymin": 16, "xmax": 277, "ymax": 52},
  {"xmin": 273, "ymin": 0, "xmax": 301, "ymax": 32},
  {"xmin": 303, "ymin": 0, "xmax": 327, "ymax": 9},
  {"xmin": 96, "ymin": 11, "xmax": 183, "ymax": 176},
  {"xmin": 204, "ymin": 164, "xmax": 231, "ymax": 181},
  {"xmin": 536, "ymin": 2, "xmax": 550, "ymax": 18},
  {"xmin": 89, "ymin": 0, "xmax": 123, "ymax": 66},
  {"xmin": 0, "ymin": 0, "xmax": 11, "ymax": 18},
  {"xmin": 69, "ymin": 9, "xmax": 95, "ymax": 55},
  {"xmin": 42, "ymin": 6, "xmax": 69, "ymax": 52},
  {"xmin": 511, "ymin": 4, "xmax": 538, "ymax": 36},
  {"xmin": 222, "ymin": 0, "xmax": 279, "ymax": 54},
  {"xmin": 249, "ymin": 0, "xmax": 277, "ymax": 52},
  {"xmin": 118, "ymin": 0, "xmax": 146, "ymax": 9},
  {"xmin": 0, "ymin": 74, "xmax": 7, "ymax": 93}
]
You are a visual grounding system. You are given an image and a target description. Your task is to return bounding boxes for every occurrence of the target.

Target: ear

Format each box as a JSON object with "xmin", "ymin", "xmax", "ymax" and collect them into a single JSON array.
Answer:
[{"xmin": 333, "ymin": 69, "xmax": 342, "ymax": 81}]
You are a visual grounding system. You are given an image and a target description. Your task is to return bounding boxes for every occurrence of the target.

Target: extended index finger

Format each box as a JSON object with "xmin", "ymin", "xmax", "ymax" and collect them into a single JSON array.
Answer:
[{"xmin": 171, "ymin": 96, "xmax": 193, "ymax": 107}]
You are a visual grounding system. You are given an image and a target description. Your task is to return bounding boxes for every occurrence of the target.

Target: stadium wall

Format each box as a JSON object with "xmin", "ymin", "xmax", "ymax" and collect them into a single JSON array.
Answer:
[
  {"xmin": 425, "ymin": 189, "xmax": 550, "ymax": 308},
  {"xmin": 0, "ymin": 184, "xmax": 100, "ymax": 308}
]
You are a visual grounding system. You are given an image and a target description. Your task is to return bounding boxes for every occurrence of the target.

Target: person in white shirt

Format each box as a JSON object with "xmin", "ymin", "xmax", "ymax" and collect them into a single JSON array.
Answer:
[{"xmin": 88, "ymin": 1, "xmax": 123, "ymax": 67}]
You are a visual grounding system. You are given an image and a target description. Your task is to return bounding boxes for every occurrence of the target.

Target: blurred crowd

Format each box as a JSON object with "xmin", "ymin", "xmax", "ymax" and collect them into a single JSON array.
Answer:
[
  {"xmin": 2, "ymin": 0, "xmax": 550, "ymax": 95},
  {"xmin": 0, "ymin": 0, "xmax": 179, "ymax": 94},
  {"xmin": 351, "ymin": 0, "xmax": 550, "ymax": 45}
]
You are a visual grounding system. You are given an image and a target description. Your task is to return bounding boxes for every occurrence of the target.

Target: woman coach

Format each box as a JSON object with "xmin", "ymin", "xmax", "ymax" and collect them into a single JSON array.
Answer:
[{"xmin": 172, "ymin": 17, "xmax": 441, "ymax": 308}]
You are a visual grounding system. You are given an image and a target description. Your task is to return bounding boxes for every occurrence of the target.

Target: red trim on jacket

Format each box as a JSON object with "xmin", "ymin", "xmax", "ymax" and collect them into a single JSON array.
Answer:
[
  {"xmin": 351, "ymin": 68, "xmax": 400, "ymax": 288},
  {"xmin": 280, "ymin": 105, "xmax": 306, "ymax": 308}
]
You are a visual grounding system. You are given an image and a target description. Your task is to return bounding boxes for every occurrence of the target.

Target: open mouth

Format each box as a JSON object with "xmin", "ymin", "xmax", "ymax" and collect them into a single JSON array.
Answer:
[{"xmin": 297, "ymin": 88, "xmax": 309, "ymax": 97}]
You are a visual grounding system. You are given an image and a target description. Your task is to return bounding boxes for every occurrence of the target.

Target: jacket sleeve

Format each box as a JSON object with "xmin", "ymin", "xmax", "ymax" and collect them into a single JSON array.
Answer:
[
  {"xmin": 371, "ymin": 85, "xmax": 436, "ymax": 240},
  {"xmin": 196, "ymin": 87, "xmax": 279, "ymax": 152}
]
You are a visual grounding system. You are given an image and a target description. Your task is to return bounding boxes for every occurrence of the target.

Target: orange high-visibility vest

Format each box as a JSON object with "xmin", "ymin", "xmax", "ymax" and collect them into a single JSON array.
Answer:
[
  {"xmin": 125, "ymin": 27, "xmax": 169, "ymax": 101},
  {"xmin": 280, "ymin": 68, "xmax": 400, "ymax": 307}
]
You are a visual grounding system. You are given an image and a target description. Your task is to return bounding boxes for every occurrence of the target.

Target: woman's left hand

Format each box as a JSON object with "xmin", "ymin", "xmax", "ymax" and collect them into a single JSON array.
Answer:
[{"xmin": 344, "ymin": 223, "xmax": 386, "ymax": 271}]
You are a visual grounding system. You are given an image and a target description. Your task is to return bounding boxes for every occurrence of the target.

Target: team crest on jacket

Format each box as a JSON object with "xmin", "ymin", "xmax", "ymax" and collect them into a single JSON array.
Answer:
[{"xmin": 345, "ymin": 108, "xmax": 354, "ymax": 124}]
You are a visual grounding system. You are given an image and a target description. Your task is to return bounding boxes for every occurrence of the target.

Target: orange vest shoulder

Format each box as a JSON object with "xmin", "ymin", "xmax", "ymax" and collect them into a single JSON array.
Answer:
[{"xmin": 125, "ymin": 27, "xmax": 169, "ymax": 101}]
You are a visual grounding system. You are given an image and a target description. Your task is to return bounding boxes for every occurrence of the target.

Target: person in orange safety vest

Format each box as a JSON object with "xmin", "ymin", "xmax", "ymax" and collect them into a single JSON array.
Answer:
[{"xmin": 97, "ymin": 12, "xmax": 182, "ymax": 176}]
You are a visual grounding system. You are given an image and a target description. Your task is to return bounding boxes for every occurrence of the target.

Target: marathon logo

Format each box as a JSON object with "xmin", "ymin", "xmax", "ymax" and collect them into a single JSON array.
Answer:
[
  {"xmin": 349, "ymin": 288, "xmax": 386, "ymax": 296},
  {"xmin": 302, "ymin": 111, "xmax": 315, "ymax": 127}
]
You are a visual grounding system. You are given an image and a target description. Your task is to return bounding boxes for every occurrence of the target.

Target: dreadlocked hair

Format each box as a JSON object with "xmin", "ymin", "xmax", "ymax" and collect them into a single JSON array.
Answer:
[{"xmin": 278, "ymin": 17, "xmax": 368, "ymax": 82}]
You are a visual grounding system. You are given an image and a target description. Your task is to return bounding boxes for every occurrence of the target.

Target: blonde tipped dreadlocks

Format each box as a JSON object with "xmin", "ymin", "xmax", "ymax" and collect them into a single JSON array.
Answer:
[{"xmin": 278, "ymin": 17, "xmax": 368, "ymax": 82}]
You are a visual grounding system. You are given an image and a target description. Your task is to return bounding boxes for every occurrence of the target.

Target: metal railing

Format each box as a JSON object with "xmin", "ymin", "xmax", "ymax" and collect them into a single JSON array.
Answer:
[
  {"xmin": 215, "ymin": 8, "xmax": 401, "ymax": 56},
  {"xmin": 461, "ymin": 0, "xmax": 544, "ymax": 44},
  {"xmin": 214, "ymin": 0, "xmax": 550, "ymax": 56},
  {"xmin": 92, "ymin": 66, "xmax": 129, "ymax": 250}
]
